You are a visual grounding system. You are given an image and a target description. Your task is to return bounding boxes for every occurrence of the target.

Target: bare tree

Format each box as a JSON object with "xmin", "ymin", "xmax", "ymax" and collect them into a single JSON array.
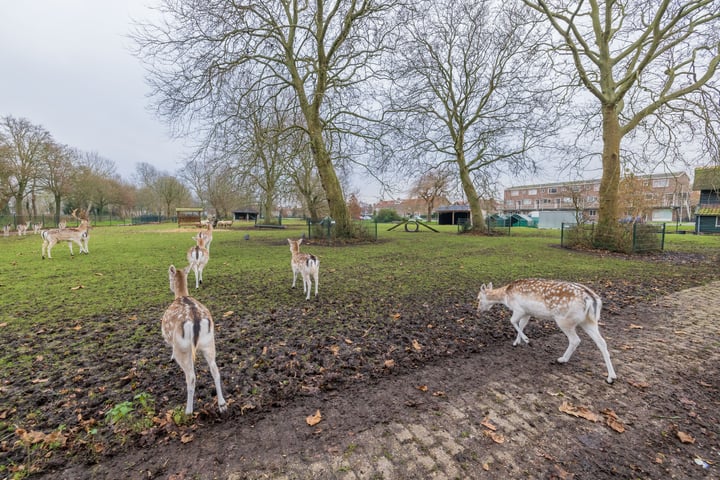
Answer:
[
  {"xmin": 0, "ymin": 116, "xmax": 51, "ymax": 222},
  {"xmin": 155, "ymin": 175, "xmax": 191, "ymax": 218},
  {"xmin": 133, "ymin": 0, "xmax": 403, "ymax": 237},
  {"xmin": 386, "ymin": 0, "xmax": 556, "ymax": 230},
  {"xmin": 39, "ymin": 143, "xmax": 77, "ymax": 226},
  {"xmin": 410, "ymin": 169, "xmax": 452, "ymax": 221},
  {"xmin": 524, "ymin": 0, "xmax": 720, "ymax": 244}
]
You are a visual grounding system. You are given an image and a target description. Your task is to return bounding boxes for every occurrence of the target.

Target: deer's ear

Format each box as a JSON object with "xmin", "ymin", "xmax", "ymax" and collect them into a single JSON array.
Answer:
[{"xmin": 169, "ymin": 265, "xmax": 176, "ymax": 275}]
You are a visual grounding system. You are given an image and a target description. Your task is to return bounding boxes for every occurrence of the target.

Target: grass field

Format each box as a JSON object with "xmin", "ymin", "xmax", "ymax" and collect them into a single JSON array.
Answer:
[{"xmin": 0, "ymin": 220, "xmax": 718, "ymax": 476}]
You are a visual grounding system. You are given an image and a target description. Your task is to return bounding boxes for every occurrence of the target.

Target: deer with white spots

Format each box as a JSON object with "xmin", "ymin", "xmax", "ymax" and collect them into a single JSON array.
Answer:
[
  {"xmin": 162, "ymin": 264, "xmax": 227, "ymax": 414},
  {"xmin": 41, "ymin": 209, "xmax": 90, "ymax": 259},
  {"xmin": 193, "ymin": 223, "xmax": 213, "ymax": 252},
  {"xmin": 187, "ymin": 234, "xmax": 209, "ymax": 289},
  {"xmin": 477, "ymin": 279, "xmax": 617, "ymax": 383},
  {"xmin": 288, "ymin": 238, "xmax": 319, "ymax": 300}
]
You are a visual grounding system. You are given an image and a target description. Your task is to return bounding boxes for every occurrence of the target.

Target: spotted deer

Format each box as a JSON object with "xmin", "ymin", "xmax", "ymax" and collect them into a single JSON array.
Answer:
[
  {"xmin": 288, "ymin": 238, "xmax": 319, "ymax": 300},
  {"xmin": 41, "ymin": 209, "xmax": 90, "ymax": 259},
  {"xmin": 16, "ymin": 223, "xmax": 28, "ymax": 236},
  {"xmin": 162, "ymin": 264, "xmax": 227, "ymax": 414},
  {"xmin": 193, "ymin": 223, "xmax": 213, "ymax": 252},
  {"xmin": 187, "ymin": 234, "xmax": 209, "ymax": 289},
  {"xmin": 477, "ymin": 279, "xmax": 617, "ymax": 383}
]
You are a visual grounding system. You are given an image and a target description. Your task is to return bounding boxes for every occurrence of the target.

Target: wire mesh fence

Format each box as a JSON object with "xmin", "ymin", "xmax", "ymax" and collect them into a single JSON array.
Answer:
[{"xmin": 561, "ymin": 222, "xmax": 666, "ymax": 253}]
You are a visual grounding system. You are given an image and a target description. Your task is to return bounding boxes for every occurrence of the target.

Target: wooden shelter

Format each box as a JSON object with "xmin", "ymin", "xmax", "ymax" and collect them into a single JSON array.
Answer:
[{"xmin": 176, "ymin": 207, "xmax": 203, "ymax": 227}]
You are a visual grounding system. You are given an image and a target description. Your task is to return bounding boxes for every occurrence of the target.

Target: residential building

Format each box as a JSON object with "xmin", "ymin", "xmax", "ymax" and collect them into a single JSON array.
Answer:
[
  {"xmin": 692, "ymin": 166, "xmax": 720, "ymax": 234},
  {"xmin": 503, "ymin": 172, "xmax": 695, "ymax": 223}
]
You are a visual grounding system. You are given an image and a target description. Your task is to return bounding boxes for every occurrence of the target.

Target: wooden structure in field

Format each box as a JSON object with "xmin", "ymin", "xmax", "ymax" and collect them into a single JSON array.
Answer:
[{"xmin": 176, "ymin": 207, "xmax": 203, "ymax": 227}]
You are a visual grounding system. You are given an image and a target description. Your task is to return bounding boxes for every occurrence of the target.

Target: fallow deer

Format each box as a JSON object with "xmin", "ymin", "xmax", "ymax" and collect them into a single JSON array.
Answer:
[
  {"xmin": 187, "ymin": 235, "xmax": 209, "ymax": 289},
  {"xmin": 477, "ymin": 279, "xmax": 617, "ymax": 383},
  {"xmin": 288, "ymin": 238, "xmax": 319, "ymax": 300},
  {"xmin": 162, "ymin": 264, "xmax": 227, "ymax": 414},
  {"xmin": 41, "ymin": 209, "xmax": 90, "ymax": 259}
]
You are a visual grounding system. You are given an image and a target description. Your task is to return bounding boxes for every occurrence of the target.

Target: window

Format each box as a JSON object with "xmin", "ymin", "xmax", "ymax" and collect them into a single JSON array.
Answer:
[
  {"xmin": 588, "ymin": 209, "xmax": 597, "ymax": 217},
  {"xmin": 528, "ymin": 189, "xmax": 537, "ymax": 195},
  {"xmin": 562, "ymin": 197, "xmax": 572, "ymax": 204},
  {"xmin": 549, "ymin": 187, "xmax": 558, "ymax": 193},
  {"xmin": 522, "ymin": 199, "xmax": 532, "ymax": 205},
  {"xmin": 653, "ymin": 178, "xmax": 669, "ymax": 188},
  {"xmin": 716, "ymin": 216, "xmax": 720, "ymax": 228},
  {"xmin": 594, "ymin": 184, "xmax": 600, "ymax": 191},
  {"xmin": 505, "ymin": 200, "xmax": 514, "ymax": 207},
  {"xmin": 511, "ymin": 190, "xmax": 519, "ymax": 196}
]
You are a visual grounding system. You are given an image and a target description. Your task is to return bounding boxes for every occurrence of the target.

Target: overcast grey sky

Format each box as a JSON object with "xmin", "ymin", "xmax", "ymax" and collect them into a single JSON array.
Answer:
[{"xmin": 0, "ymin": 0, "xmax": 188, "ymax": 182}]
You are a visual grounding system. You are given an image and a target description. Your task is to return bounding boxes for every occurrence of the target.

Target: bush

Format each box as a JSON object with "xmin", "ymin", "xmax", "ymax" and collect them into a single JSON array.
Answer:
[{"xmin": 374, "ymin": 209, "xmax": 402, "ymax": 223}]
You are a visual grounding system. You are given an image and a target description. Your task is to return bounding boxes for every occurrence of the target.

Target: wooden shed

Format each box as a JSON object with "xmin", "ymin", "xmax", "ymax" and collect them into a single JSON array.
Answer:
[
  {"xmin": 436, "ymin": 204, "xmax": 471, "ymax": 225},
  {"xmin": 176, "ymin": 207, "xmax": 203, "ymax": 227},
  {"xmin": 693, "ymin": 167, "xmax": 720, "ymax": 234}
]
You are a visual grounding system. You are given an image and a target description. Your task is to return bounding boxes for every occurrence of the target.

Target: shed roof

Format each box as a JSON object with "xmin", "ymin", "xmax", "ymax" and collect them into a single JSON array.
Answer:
[
  {"xmin": 436, "ymin": 204, "xmax": 470, "ymax": 212},
  {"xmin": 693, "ymin": 167, "xmax": 720, "ymax": 191},
  {"xmin": 176, "ymin": 207, "xmax": 203, "ymax": 212},
  {"xmin": 696, "ymin": 206, "xmax": 720, "ymax": 216}
]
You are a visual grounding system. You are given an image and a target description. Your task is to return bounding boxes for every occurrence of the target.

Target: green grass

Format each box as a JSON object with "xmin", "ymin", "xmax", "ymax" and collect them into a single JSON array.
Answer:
[{"xmin": 1, "ymin": 221, "xmax": 717, "ymax": 327}]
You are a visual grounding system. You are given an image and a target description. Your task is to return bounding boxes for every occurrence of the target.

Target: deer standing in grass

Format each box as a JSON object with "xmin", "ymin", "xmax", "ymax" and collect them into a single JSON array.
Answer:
[
  {"xmin": 162, "ymin": 264, "xmax": 227, "ymax": 414},
  {"xmin": 193, "ymin": 223, "xmax": 213, "ymax": 252},
  {"xmin": 41, "ymin": 209, "xmax": 90, "ymax": 259},
  {"xmin": 288, "ymin": 238, "xmax": 319, "ymax": 300},
  {"xmin": 477, "ymin": 279, "xmax": 617, "ymax": 384},
  {"xmin": 187, "ymin": 234, "xmax": 209, "ymax": 289}
]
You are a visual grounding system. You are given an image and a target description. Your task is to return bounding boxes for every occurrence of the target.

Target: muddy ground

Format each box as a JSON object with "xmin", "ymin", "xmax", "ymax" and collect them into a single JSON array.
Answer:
[{"xmin": 1, "ymin": 251, "xmax": 719, "ymax": 479}]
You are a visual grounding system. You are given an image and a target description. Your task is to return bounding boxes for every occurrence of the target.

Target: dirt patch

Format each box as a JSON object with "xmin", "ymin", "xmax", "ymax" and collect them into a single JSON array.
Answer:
[{"xmin": 2, "ymin": 253, "xmax": 718, "ymax": 479}]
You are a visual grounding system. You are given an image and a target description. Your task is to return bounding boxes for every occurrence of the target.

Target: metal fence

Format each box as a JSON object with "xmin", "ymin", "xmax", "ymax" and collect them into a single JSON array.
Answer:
[{"xmin": 561, "ymin": 222, "xmax": 666, "ymax": 253}]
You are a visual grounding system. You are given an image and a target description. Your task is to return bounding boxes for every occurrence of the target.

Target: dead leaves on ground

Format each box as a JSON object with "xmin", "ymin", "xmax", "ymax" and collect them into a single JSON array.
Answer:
[
  {"xmin": 559, "ymin": 401, "xmax": 626, "ymax": 433},
  {"xmin": 306, "ymin": 409, "xmax": 322, "ymax": 427},
  {"xmin": 481, "ymin": 416, "xmax": 505, "ymax": 444}
]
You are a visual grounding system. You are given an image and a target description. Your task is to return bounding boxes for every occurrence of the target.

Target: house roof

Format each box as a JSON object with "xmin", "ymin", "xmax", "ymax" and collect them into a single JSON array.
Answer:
[
  {"xmin": 509, "ymin": 171, "xmax": 689, "ymax": 190},
  {"xmin": 693, "ymin": 167, "xmax": 720, "ymax": 191}
]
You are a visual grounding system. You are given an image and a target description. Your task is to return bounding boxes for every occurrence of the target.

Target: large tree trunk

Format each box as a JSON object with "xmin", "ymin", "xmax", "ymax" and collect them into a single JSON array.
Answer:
[
  {"xmin": 307, "ymin": 125, "xmax": 350, "ymax": 237},
  {"xmin": 595, "ymin": 103, "xmax": 622, "ymax": 245},
  {"xmin": 53, "ymin": 194, "xmax": 62, "ymax": 226},
  {"xmin": 457, "ymin": 153, "xmax": 484, "ymax": 229}
]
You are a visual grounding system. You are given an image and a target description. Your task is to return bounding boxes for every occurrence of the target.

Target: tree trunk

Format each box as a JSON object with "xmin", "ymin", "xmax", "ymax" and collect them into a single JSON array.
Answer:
[
  {"xmin": 457, "ymin": 153, "xmax": 484, "ymax": 230},
  {"xmin": 53, "ymin": 194, "xmax": 62, "ymax": 226},
  {"xmin": 595, "ymin": 103, "xmax": 622, "ymax": 246},
  {"xmin": 307, "ymin": 127, "xmax": 350, "ymax": 237}
]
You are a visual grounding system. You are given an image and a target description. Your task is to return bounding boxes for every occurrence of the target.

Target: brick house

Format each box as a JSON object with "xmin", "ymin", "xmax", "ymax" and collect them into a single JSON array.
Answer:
[{"xmin": 503, "ymin": 172, "xmax": 695, "ymax": 223}]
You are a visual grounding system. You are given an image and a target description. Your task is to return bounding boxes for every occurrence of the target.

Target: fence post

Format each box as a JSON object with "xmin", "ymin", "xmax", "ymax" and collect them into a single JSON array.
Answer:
[
  {"xmin": 632, "ymin": 222, "xmax": 638, "ymax": 253},
  {"xmin": 661, "ymin": 223, "xmax": 666, "ymax": 250},
  {"xmin": 560, "ymin": 222, "xmax": 565, "ymax": 247}
]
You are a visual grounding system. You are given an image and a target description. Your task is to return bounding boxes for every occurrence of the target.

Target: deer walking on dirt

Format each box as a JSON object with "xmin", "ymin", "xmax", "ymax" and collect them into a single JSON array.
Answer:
[
  {"xmin": 162, "ymin": 264, "xmax": 227, "ymax": 414},
  {"xmin": 477, "ymin": 279, "xmax": 617, "ymax": 383},
  {"xmin": 288, "ymin": 238, "xmax": 319, "ymax": 300}
]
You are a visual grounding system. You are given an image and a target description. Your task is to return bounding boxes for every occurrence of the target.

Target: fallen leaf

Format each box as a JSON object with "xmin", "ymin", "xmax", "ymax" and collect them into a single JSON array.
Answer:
[
  {"xmin": 481, "ymin": 416, "xmax": 497, "ymax": 431},
  {"xmin": 412, "ymin": 339, "xmax": 422, "ymax": 351},
  {"xmin": 559, "ymin": 401, "xmax": 600, "ymax": 422},
  {"xmin": 482, "ymin": 463, "xmax": 490, "ymax": 471},
  {"xmin": 432, "ymin": 391, "xmax": 446, "ymax": 397},
  {"xmin": 629, "ymin": 324, "xmax": 643, "ymax": 329},
  {"xmin": 329, "ymin": 345, "xmax": 340, "ymax": 356},
  {"xmin": 223, "ymin": 311, "xmax": 234, "ymax": 318},
  {"xmin": 306, "ymin": 409, "xmax": 322, "ymax": 426},
  {"xmin": 677, "ymin": 431, "xmax": 695, "ymax": 444},
  {"xmin": 483, "ymin": 430, "xmax": 505, "ymax": 444},
  {"xmin": 391, "ymin": 313, "xmax": 401, "ymax": 320},
  {"xmin": 383, "ymin": 359, "xmax": 395, "ymax": 368},
  {"xmin": 73, "ymin": 325, "xmax": 82, "ymax": 331},
  {"xmin": 128, "ymin": 314, "xmax": 138, "ymax": 321},
  {"xmin": 70, "ymin": 285, "xmax": 84, "ymax": 290},
  {"xmin": 31, "ymin": 378, "xmax": 49, "ymax": 384},
  {"xmin": 628, "ymin": 380, "xmax": 649, "ymax": 389},
  {"xmin": 180, "ymin": 433, "xmax": 194, "ymax": 443},
  {"xmin": 94, "ymin": 272, "xmax": 104, "ymax": 276},
  {"xmin": 416, "ymin": 385, "xmax": 428, "ymax": 392},
  {"xmin": 600, "ymin": 409, "xmax": 625, "ymax": 433},
  {"xmin": 0, "ymin": 322, "xmax": 7, "ymax": 328},
  {"xmin": 344, "ymin": 338, "xmax": 353, "ymax": 345},
  {"xmin": 698, "ymin": 381, "xmax": 713, "ymax": 388}
]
